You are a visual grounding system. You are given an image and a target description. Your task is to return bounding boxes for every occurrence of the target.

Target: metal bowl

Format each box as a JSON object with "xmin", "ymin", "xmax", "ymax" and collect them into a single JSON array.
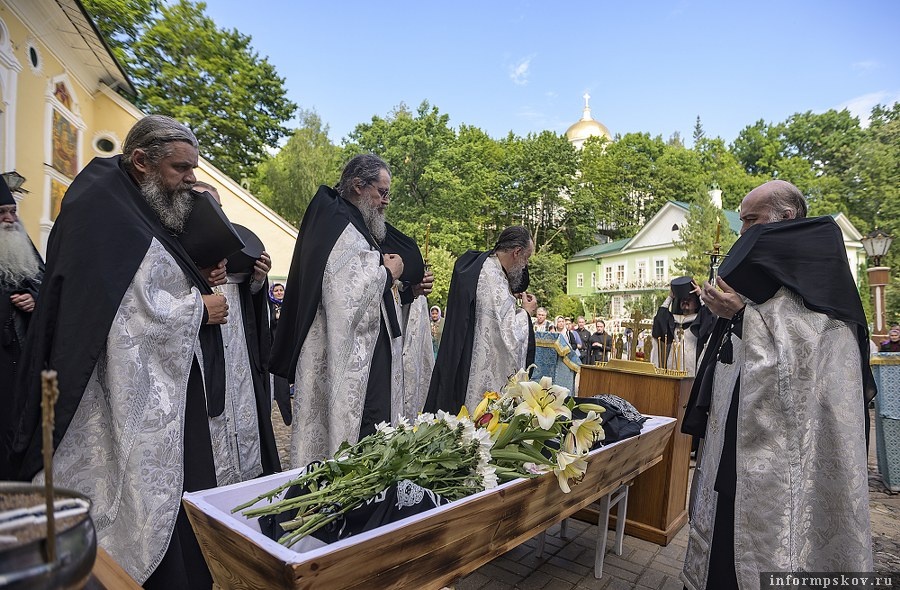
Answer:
[{"xmin": 0, "ymin": 483, "xmax": 96, "ymax": 589}]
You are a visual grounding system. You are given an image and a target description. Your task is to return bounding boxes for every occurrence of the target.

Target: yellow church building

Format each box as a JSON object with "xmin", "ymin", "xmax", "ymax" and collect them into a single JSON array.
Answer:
[{"xmin": 0, "ymin": 0, "xmax": 297, "ymax": 277}]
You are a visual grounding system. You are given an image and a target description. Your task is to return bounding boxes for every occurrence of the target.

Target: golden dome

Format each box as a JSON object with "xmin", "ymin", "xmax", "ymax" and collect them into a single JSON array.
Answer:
[{"xmin": 565, "ymin": 93, "xmax": 612, "ymax": 148}]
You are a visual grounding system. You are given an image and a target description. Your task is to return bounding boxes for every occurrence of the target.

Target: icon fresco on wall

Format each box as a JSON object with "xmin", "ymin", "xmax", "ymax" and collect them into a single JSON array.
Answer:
[
  {"xmin": 50, "ymin": 178, "xmax": 68, "ymax": 221},
  {"xmin": 52, "ymin": 109, "xmax": 78, "ymax": 179}
]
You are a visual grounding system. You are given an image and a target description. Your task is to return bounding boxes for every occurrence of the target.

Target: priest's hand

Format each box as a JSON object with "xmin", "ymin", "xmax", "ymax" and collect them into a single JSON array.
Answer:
[
  {"xmin": 10, "ymin": 292, "xmax": 35, "ymax": 312},
  {"xmin": 700, "ymin": 277, "xmax": 745, "ymax": 319},
  {"xmin": 412, "ymin": 269, "xmax": 434, "ymax": 297},
  {"xmin": 252, "ymin": 251, "xmax": 271, "ymax": 284},
  {"xmin": 520, "ymin": 292, "xmax": 538, "ymax": 316},
  {"xmin": 203, "ymin": 293, "xmax": 229, "ymax": 324},
  {"xmin": 384, "ymin": 253, "xmax": 404, "ymax": 280},
  {"xmin": 201, "ymin": 259, "xmax": 228, "ymax": 287}
]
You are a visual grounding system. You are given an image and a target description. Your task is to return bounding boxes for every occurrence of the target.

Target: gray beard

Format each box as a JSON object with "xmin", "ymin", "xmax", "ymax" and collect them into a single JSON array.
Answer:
[
  {"xmin": 505, "ymin": 264, "xmax": 524, "ymax": 292},
  {"xmin": 140, "ymin": 171, "xmax": 194, "ymax": 234},
  {"xmin": 358, "ymin": 200, "xmax": 387, "ymax": 242},
  {"xmin": 0, "ymin": 223, "xmax": 41, "ymax": 287}
]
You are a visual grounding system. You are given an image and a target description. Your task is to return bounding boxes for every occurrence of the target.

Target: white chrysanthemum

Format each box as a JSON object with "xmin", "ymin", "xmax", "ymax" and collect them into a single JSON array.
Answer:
[
  {"xmin": 374, "ymin": 421, "xmax": 394, "ymax": 435},
  {"xmin": 479, "ymin": 462, "xmax": 499, "ymax": 490},
  {"xmin": 416, "ymin": 412, "xmax": 437, "ymax": 426}
]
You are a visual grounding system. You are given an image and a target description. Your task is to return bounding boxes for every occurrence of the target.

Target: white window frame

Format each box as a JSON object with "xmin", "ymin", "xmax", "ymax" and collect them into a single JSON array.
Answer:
[{"xmin": 576, "ymin": 273, "xmax": 584, "ymax": 288}]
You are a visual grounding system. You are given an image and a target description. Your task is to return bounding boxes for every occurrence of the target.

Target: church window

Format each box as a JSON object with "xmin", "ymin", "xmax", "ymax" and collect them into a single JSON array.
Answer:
[
  {"xmin": 93, "ymin": 133, "xmax": 119, "ymax": 155},
  {"xmin": 26, "ymin": 40, "xmax": 41, "ymax": 72}
]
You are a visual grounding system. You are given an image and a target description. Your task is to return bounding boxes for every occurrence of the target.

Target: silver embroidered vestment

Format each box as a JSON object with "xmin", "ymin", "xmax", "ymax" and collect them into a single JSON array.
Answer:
[
  {"xmin": 399, "ymin": 294, "xmax": 434, "ymax": 419},
  {"xmin": 682, "ymin": 288, "xmax": 872, "ymax": 589},
  {"xmin": 207, "ymin": 276, "xmax": 262, "ymax": 485},
  {"xmin": 34, "ymin": 239, "xmax": 205, "ymax": 584},
  {"xmin": 290, "ymin": 224, "xmax": 403, "ymax": 468},
  {"xmin": 465, "ymin": 255, "xmax": 531, "ymax": 411}
]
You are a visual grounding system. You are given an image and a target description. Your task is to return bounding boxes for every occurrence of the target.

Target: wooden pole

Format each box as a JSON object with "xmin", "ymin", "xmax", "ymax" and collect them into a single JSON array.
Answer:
[{"xmin": 41, "ymin": 370, "xmax": 60, "ymax": 563}]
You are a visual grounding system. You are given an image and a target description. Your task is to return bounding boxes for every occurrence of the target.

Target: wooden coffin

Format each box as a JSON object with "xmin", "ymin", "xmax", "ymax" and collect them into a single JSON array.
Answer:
[{"xmin": 183, "ymin": 416, "xmax": 675, "ymax": 590}]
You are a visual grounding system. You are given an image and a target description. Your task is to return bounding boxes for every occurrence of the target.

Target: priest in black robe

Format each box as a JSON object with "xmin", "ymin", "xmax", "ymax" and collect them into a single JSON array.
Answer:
[
  {"xmin": 425, "ymin": 225, "xmax": 537, "ymax": 415},
  {"xmin": 681, "ymin": 180, "xmax": 874, "ymax": 589},
  {"xmin": 5, "ymin": 115, "xmax": 228, "ymax": 589},
  {"xmin": 650, "ymin": 276, "xmax": 715, "ymax": 375},
  {"xmin": 0, "ymin": 178, "xmax": 44, "ymax": 439},
  {"xmin": 190, "ymin": 181, "xmax": 281, "ymax": 482},
  {"xmin": 269, "ymin": 154, "xmax": 405, "ymax": 469}
]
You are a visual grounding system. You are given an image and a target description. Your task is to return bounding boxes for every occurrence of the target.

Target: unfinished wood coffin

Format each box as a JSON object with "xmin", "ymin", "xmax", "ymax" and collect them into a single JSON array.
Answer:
[{"xmin": 183, "ymin": 416, "xmax": 675, "ymax": 590}]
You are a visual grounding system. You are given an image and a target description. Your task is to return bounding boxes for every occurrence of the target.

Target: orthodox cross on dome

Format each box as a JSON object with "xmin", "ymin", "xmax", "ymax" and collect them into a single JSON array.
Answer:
[{"xmin": 582, "ymin": 92, "xmax": 592, "ymax": 121}]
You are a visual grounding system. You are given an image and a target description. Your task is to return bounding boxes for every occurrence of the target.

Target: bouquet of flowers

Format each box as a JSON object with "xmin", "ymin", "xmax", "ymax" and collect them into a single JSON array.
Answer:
[
  {"xmin": 235, "ymin": 367, "xmax": 606, "ymax": 547},
  {"xmin": 474, "ymin": 368, "xmax": 606, "ymax": 493}
]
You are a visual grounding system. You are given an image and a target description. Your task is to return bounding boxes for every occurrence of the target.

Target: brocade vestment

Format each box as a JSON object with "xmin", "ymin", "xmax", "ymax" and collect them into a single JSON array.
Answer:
[
  {"xmin": 463, "ymin": 255, "xmax": 531, "ymax": 412},
  {"xmin": 289, "ymin": 223, "xmax": 403, "ymax": 468},
  {"xmin": 682, "ymin": 288, "xmax": 872, "ymax": 589},
  {"xmin": 35, "ymin": 240, "xmax": 209, "ymax": 584},
  {"xmin": 209, "ymin": 273, "xmax": 280, "ymax": 484}
]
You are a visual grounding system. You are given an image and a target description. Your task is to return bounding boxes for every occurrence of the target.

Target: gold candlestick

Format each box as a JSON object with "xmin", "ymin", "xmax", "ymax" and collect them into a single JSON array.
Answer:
[
  {"xmin": 423, "ymin": 222, "xmax": 431, "ymax": 268},
  {"xmin": 41, "ymin": 370, "xmax": 60, "ymax": 563}
]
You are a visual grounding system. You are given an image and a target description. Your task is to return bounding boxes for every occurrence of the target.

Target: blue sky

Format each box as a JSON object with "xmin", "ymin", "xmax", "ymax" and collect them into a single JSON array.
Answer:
[{"xmin": 201, "ymin": 0, "xmax": 900, "ymax": 147}]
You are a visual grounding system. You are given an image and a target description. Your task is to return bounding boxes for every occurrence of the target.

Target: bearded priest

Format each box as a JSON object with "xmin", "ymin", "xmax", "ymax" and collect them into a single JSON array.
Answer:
[
  {"xmin": 269, "ymin": 154, "xmax": 405, "ymax": 469},
  {"xmin": 425, "ymin": 225, "xmax": 537, "ymax": 414},
  {"xmin": 0, "ymin": 178, "xmax": 44, "ymax": 436},
  {"xmin": 5, "ymin": 115, "xmax": 228, "ymax": 588}
]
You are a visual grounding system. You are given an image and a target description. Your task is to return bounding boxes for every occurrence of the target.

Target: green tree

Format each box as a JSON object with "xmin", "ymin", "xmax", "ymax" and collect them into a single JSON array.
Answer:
[
  {"xmin": 625, "ymin": 291, "xmax": 667, "ymax": 320},
  {"xmin": 582, "ymin": 292, "xmax": 612, "ymax": 320},
  {"xmin": 82, "ymin": 0, "xmax": 160, "ymax": 67},
  {"xmin": 674, "ymin": 196, "xmax": 738, "ymax": 282},
  {"xmin": 347, "ymin": 102, "xmax": 470, "ymax": 253},
  {"xmin": 424, "ymin": 246, "xmax": 455, "ymax": 312},
  {"xmin": 692, "ymin": 116, "xmax": 705, "ymax": 145},
  {"xmin": 527, "ymin": 250, "xmax": 567, "ymax": 309},
  {"xmin": 498, "ymin": 131, "xmax": 579, "ymax": 253},
  {"xmin": 580, "ymin": 133, "xmax": 668, "ymax": 240},
  {"xmin": 125, "ymin": 0, "xmax": 296, "ymax": 180},
  {"xmin": 549, "ymin": 294, "xmax": 583, "ymax": 321},
  {"xmin": 731, "ymin": 119, "xmax": 785, "ymax": 176},
  {"xmin": 695, "ymin": 137, "xmax": 757, "ymax": 210},
  {"xmin": 253, "ymin": 110, "xmax": 342, "ymax": 226}
]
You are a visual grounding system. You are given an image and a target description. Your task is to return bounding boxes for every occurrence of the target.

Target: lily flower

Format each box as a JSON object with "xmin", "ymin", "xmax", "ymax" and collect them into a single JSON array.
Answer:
[
  {"xmin": 554, "ymin": 451, "xmax": 588, "ymax": 494},
  {"xmin": 473, "ymin": 396, "xmax": 491, "ymax": 420},
  {"xmin": 514, "ymin": 381, "xmax": 572, "ymax": 430},
  {"xmin": 564, "ymin": 411, "xmax": 605, "ymax": 454},
  {"xmin": 575, "ymin": 402, "xmax": 606, "ymax": 414}
]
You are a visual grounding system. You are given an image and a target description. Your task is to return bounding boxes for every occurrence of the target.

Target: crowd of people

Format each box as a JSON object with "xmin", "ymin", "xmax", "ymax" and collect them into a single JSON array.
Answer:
[{"xmin": 0, "ymin": 115, "xmax": 882, "ymax": 589}]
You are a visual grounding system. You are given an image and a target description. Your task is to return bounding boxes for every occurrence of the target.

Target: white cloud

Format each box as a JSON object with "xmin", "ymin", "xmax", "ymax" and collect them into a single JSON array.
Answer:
[
  {"xmin": 851, "ymin": 60, "xmax": 879, "ymax": 73},
  {"xmin": 509, "ymin": 56, "xmax": 533, "ymax": 86},
  {"xmin": 836, "ymin": 90, "xmax": 900, "ymax": 127}
]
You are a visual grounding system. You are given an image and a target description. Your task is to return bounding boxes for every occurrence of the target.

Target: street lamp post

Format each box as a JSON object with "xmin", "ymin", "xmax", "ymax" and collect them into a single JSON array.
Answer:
[{"xmin": 861, "ymin": 229, "xmax": 893, "ymax": 347}]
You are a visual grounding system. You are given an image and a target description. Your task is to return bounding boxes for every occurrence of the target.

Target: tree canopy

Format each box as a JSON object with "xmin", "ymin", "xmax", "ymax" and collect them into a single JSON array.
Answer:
[{"xmin": 83, "ymin": 0, "xmax": 296, "ymax": 181}]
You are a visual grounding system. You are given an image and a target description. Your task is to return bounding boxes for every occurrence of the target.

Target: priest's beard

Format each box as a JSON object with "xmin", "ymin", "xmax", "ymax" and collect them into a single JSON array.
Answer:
[
  {"xmin": 358, "ymin": 199, "xmax": 387, "ymax": 242},
  {"xmin": 505, "ymin": 260, "xmax": 526, "ymax": 293},
  {"xmin": 140, "ymin": 170, "xmax": 194, "ymax": 234},
  {"xmin": 0, "ymin": 223, "xmax": 41, "ymax": 287}
]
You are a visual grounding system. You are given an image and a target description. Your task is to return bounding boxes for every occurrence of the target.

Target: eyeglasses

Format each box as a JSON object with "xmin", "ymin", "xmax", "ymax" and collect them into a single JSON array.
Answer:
[{"xmin": 369, "ymin": 183, "xmax": 390, "ymax": 200}]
